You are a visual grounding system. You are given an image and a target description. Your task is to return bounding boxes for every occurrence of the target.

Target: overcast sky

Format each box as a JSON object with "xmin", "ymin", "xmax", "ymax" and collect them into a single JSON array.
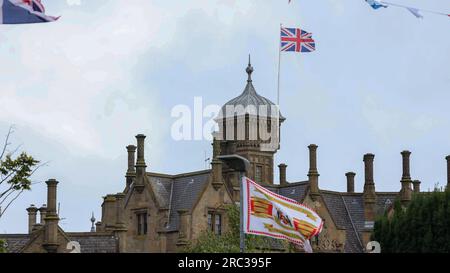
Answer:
[{"xmin": 0, "ymin": 0, "xmax": 449, "ymax": 233}]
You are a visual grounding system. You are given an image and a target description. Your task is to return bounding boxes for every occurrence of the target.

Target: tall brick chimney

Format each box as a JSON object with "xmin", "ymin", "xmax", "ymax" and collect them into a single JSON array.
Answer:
[
  {"xmin": 134, "ymin": 134, "xmax": 147, "ymax": 193},
  {"xmin": 346, "ymin": 172, "xmax": 355, "ymax": 193},
  {"xmin": 400, "ymin": 151, "xmax": 412, "ymax": 206},
  {"xmin": 43, "ymin": 179, "xmax": 60, "ymax": 253},
  {"xmin": 278, "ymin": 163, "xmax": 287, "ymax": 185},
  {"xmin": 308, "ymin": 144, "xmax": 319, "ymax": 199},
  {"xmin": 126, "ymin": 145, "xmax": 136, "ymax": 187},
  {"xmin": 363, "ymin": 154, "xmax": 376, "ymax": 224},
  {"xmin": 26, "ymin": 205, "xmax": 38, "ymax": 234}
]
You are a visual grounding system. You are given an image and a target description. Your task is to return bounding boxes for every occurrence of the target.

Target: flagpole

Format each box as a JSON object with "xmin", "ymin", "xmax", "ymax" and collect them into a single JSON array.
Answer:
[{"xmin": 277, "ymin": 23, "xmax": 282, "ymax": 106}]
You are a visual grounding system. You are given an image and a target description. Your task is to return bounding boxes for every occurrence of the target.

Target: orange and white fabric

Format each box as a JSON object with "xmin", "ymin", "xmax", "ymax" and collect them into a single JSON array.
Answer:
[{"xmin": 242, "ymin": 177, "xmax": 323, "ymax": 253}]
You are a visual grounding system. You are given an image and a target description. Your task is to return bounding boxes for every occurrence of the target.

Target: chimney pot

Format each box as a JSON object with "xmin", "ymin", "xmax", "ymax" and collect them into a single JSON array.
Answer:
[
  {"xmin": 400, "ymin": 151, "xmax": 412, "ymax": 205},
  {"xmin": 39, "ymin": 205, "xmax": 47, "ymax": 225},
  {"xmin": 308, "ymin": 144, "xmax": 318, "ymax": 174},
  {"xmin": 363, "ymin": 154, "xmax": 376, "ymax": 223},
  {"xmin": 307, "ymin": 145, "xmax": 319, "ymax": 197},
  {"xmin": 363, "ymin": 154, "xmax": 375, "ymax": 185},
  {"xmin": 346, "ymin": 172, "xmax": 356, "ymax": 193},
  {"xmin": 412, "ymin": 180, "xmax": 421, "ymax": 193},
  {"xmin": 135, "ymin": 134, "xmax": 147, "ymax": 167},
  {"xmin": 135, "ymin": 134, "xmax": 147, "ymax": 193},
  {"xmin": 278, "ymin": 163, "xmax": 287, "ymax": 185},
  {"xmin": 363, "ymin": 154, "xmax": 376, "ymax": 201},
  {"xmin": 401, "ymin": 150, "xmax": 412, "ymax": 180},
  {"xmin": 43, "ymin": 179, "xmax": 60, "ymax": 253},
  {"xmin": 126, "ymin": 145, "xmax": 137, "ymax": 187},
  {"xmin": 26, "ymin": 205, "xmax": 38, "ymax": 234}
]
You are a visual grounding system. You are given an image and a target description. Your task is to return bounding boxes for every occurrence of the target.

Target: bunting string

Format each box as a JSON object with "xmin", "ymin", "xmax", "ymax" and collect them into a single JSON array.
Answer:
[
  {"xmin": 366, "ymin": 0, "xmax": 450, "ymax": 19},
  {"xmin": 288, "ymin": 1, "xmax": 449, "ymax": 19}
]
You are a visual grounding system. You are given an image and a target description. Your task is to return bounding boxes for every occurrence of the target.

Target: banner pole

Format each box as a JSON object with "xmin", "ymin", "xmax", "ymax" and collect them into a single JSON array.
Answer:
[
  {"xmin": 240, "ymin": 173, "xmax": 245, "ymax": 253},
  {"xmin": 277, "ymin": 23, "xmax": 282, "ymax": 106}
]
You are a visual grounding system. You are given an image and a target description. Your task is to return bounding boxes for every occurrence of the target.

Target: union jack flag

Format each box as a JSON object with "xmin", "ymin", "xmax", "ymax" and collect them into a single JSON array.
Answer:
[{"xmin": 280, "ymin": 27, "xmax": 316, "ymax": 53}]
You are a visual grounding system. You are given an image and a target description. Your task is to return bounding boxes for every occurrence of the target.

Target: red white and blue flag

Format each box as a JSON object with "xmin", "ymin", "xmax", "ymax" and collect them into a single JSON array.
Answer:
[
  {"xmin": 280, "ymin": 27, "xmax": 316, "ymax": 53},
  {"xmin": 0, "ymin": 0, "xmax": 58, "ymax": 24}
]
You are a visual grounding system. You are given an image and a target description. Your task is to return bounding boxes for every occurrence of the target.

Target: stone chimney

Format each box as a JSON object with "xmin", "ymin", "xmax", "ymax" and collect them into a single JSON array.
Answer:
[
  {"xmin": 115, "ymin": 193, "xmax": 126, "ymax": 230},
  {"xmin": 363, "ymin": 154, "xmax": 376, "ymax": 223},
  {"xmin": 400, "ymin": 151, "xmax": 412, "ymax": 206},
  {"xmin": 134, "ymin": 134, "xmax": 147, "ymax": 193},
  {"xmin": 39, "ymin": 204, "xmax": 47, "ymax": 225},
  {"xmin": 101, "ymin": 195, "xmax": 117, "ymax": 231},
  {"xmin": 114, "ymin": 193, "xmax": 127, "ymax": 252},
  {"xmin": 413, "ymin": 180, "xmax": 421, "ymax": 193},
  {"xmin": 346, "ymin": 172, "xmax": 355, "ymax": 193},
  {"xmin": 95, "ymin": 221, "xmax": 102, "ymax": 232},
  {"xmin": 308, "ymin": 144, "xmax": 319, "ymax": 199},
  {"xmin": 278, "ymin": 163, "xmax": 287, "ymax": 185},
  {"xmin": 26, "ymin": 205, "xmax": 38, "ymax": 234},
  {"xmin": 43, "ymin": 179, "xmax": 60, "ymax": 253},
  {"xmin": 446, "ymin": 155, "xmax": 450, "ymax": 189},
  {"xmin": 126, "ymin": 145, "xmax": 137, "ymax": 187},
  {"xmin": 211, "ymin": 137, "xmax": 223, "ymax": 190}
]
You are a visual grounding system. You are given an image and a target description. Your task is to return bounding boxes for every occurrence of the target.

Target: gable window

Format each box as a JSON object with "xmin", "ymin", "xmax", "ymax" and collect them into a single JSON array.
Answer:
[
  {"xmin": 207, "ymin": 211, "xmax": 222, "ymax": 235},
  {"xmin": 255, "ymin": 165, "xmax": 263, "ymax": 183},
  {"xmin": 137, "ymin": 212, "xmax": 148, "ymax": 235}
]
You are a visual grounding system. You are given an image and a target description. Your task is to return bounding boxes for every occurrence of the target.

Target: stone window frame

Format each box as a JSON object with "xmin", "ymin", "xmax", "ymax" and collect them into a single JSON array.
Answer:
[
  {"xmin": 134, "ymin": 209, "xmax": 148, "ymax": 236},
  {"xmin": 207, "ymin": 210, "xmax": 222, "ymax": 236},
  {"xmin": 255, "ymin": 164, "xmax": 263, "ymax": 183}
]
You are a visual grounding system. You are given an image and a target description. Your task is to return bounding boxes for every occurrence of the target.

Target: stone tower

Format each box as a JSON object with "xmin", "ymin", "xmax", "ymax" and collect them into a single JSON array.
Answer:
[{"xmin": 214, "ymin": 56, "xmax": 285, "ymax": 186}]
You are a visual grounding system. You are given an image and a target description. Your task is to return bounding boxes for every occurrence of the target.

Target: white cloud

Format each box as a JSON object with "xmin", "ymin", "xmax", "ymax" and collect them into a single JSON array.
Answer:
[
  {"xmin": 361, "ymin": 93, "xmax": 440, "ymax": 145},
  {"xmin": 0, "ymin": 1, "xmax": 167, "ymax": 158}
]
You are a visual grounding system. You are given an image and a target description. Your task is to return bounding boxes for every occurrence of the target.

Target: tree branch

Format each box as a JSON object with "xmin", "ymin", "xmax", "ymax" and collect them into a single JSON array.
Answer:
[
  {"xmin": 7, "ymin": 143, "xmax": 23, "ymax": 158},
  {"xmin": 0, "ymin": 184, "xmax": 15, "ymax": 205},
  {"xmin": 0, "ymin": 161, "xmax": 48, "ymax": 205},
  {"xmin": 0, "ymin": 168, "xmax": 19, "ymax": 186},
  {"xmin": 0, "ymin": 189, "xmax": 24, "ymax": 218},
  {"xmin": 0, "ymin": 126, "xmax": 14, "ymax": 161}
]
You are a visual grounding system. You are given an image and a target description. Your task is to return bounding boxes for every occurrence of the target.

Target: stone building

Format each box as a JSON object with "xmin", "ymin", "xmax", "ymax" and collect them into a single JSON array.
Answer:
[
  {"xmin": 0, "ymin": 179, "xmax": 117, "ymax": 253},
  {"xmin": 2, "ymin": 60, "xmax": 449, "ymax": 253}
]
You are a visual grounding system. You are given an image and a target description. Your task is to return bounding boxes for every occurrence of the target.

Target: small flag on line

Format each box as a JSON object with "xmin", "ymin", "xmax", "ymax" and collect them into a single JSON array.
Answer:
[
  {"xmin": 280, "ymin": 27, "xmax": 316, "ymax": 53},
  {"xmin": 366, "ymin": 0, "xmax": 388, "ymax": 9},
  {"xmin": 0, "ymin": 0, "xmax": 59, "ymax": 24},
  {"xmin": 365, "ymin": 0, "xmax": 449, "ymax": 19},
  {"xmin": 242, "ymin": 177, "xmax": 323, "ymax": 253}
]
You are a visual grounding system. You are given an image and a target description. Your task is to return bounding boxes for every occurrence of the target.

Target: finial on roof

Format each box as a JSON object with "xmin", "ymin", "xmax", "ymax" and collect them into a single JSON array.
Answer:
[
  {"xmin": 90, "ymin": 212, "xmax": 96, "ymax": 232},
  {"xmin": 246, "ymin": 54, "xmax": 253, "ymax": 82}
]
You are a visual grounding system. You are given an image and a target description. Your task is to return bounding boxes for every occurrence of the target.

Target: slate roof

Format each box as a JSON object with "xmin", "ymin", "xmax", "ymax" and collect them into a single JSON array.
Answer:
[
  {"xmin": 263, "ymin": 181, "xmax": 396, "ymax": 253},
  {"xmin": 0, "ymin": 232, "xmax": 118, "ymax": 253},
  {"xmin": 277, "ymin": 181, "xmax": 309, "ymax": 203},
  {"xmin": 147, "ymin": 170, "xmax": 211, "ymax": 232},
  {"xmin": 376, "ymin": 193, "xmax": 398, "ymax": 215},
  {"xmin": 216, "ymin": 63, "xmax": 285, "ymax": 121},
  {"xmin": 318, "ymin": 191, "xmax": 400, "ymax": 253},
  {"xmin": 0, "ymin": 234, "xmax": 30, "ymax": 253},
  {"xmin": 68, "ymin": 233, "xmax": 118, "ymax": 253},
  {"xmin": 147, "ymin": 175, "xmax": 173, "ymax": 208},
  {"xmin": 137, "ymin": 167, "xmax": 398, "ymax": 253}
]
